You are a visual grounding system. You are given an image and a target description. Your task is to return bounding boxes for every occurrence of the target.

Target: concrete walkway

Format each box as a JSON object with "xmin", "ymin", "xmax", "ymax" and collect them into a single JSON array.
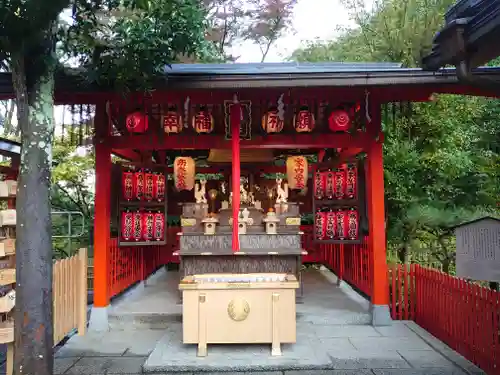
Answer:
[{"xmin": 52, "ymin": 267, "xmax": 486, "ymax": 375}]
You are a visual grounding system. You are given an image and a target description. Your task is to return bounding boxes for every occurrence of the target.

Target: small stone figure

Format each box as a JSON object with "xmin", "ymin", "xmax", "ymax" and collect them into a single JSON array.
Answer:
[
  {"xmin": 275, "ymin": 178, "xmax": 289, "ymax": 204},
  {"xmin": 240, "ymin": 182, "xmax": 248, "ymax": 205},
  {"xmin": 195, "ymin": 179, "xmax": 208, "ymax": 204}
]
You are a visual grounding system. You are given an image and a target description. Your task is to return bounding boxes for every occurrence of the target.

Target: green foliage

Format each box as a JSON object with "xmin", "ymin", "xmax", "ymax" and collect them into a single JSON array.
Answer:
[{"xmin": 290, "ymin": 0, "xmax": 500, "ymax": 272}]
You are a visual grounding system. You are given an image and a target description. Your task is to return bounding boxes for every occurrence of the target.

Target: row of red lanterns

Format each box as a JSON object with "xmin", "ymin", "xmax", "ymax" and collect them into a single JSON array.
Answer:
[
  {"xmin": 126, "ymin": 107, "xmax": 355, "ymax": 135},
  {"xmin": 121, "ymin": 210, "xmax": 165, "ymax": 242},
  {"xmin": 122, "ymin": 170, "xmax": 166, "ymax": 202},
  {"xmin": 314, "ymin": 164, "xmax": 357, "ymax": 200},
  {"xmin": 315, "ymin": 208, "xmax": 359, "ymax": 241},
  {"xmin": 126, "ymin": 110, "xmax": 214, "ymax": 134}
]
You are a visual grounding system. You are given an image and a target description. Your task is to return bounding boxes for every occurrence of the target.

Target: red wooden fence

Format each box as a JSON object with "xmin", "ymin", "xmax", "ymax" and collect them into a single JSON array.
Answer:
[
  {"xmin": 390, "ymin": 264, "xmax": 500, "ymax": 375},
  {"xmin": 108, "ymin": 227, "xmax": 179, "ymax": 298}
]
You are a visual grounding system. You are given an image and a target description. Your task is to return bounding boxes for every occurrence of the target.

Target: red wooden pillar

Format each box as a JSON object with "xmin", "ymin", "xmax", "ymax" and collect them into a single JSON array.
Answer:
[
  {"xmin": 366, "ymin": 138, "xmax": 391, "ymax": 325},
  {"xmin": 230, "ymin": 100, "xmax": 241, "ymax": 252},
  {"xmin": 89, "ymin": 106, "xmax": 112, "ymax": 331}
]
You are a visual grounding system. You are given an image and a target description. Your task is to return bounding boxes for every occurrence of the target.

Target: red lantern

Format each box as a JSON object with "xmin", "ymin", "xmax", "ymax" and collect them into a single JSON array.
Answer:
[
  {"xmin": 192, "ymin": 110, "xmax": 214, "ymax": 134},
  {"xmin": 133, "ymin": 170, "xmax": 145, "ymax": 201},
  {"xmin": 314, "ymin": 171, "xmax": 325, "ymax": 200},
  {"xmin": 126, "ymin": 111, "xmax": 149, "ymax": 133},
  {"xmin": 153, "ymin": 212, "xmax": 165, "ymax": 241},
  {"xmin": 315, "ymin": 210, "xmax": 326, "ymax": 240},
  {"xmin": 325, "ymin": 210, "xmax": 336, "ymax": 239},
  {"xmin": 335, "ymin": 210, "xmax": 348, "ymax": 240},
  {"xmin": 334, "ymin": 165, "xmax": 347, "ymax": 199},
  {"xmin": 153, "ymin": 173, "xmax": 166, "ymax": 202},
  {"xmin": 262, "ymin": 110, "xmax": 284, "ymax": 133},
  {"xmin": 132, "ymin": 211, "xmax": 142, "ymax": 241},
  {"xmin": 121, "ymin": 211, "xmax": 133, "ymax": 241},
  {"xmin": 346, "ymin": 164, "xmax": 357, "ymax": 199},
  {"xmin": 293, "ymin": 109, "xmax": 315, "ymax": 133},
  {"xmin": 144, "ymin": 172, "xmax": 154, "ymax": 201},
  {"xmin": 162, "ymin": 110, "xmax": 183, "ymax": 134},
  {"xmin": 324, "ymin": 170, "xmax": 334, "ymax": 199},
  {"xmin": 122, "ymin": 171, "xmax": 134, "ymax": 201},
  {"xmin": 329, "ymin": 109, "xmax": 351, "ymax": 132},
  {"xmin": 347, "ymin": 209, "xmax": 359, "ymax": 240},
  {"xmin": 142, "ymin": 211, "xmax": 154, "ymax": 241}
]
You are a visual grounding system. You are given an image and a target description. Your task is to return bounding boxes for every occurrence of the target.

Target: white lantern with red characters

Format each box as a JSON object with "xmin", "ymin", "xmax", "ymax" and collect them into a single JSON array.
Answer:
[
  {"xmin": 286, "ymin": 156, "xmax": 308, "ymax": 190},
  {"xmin": 293, "ymin": 108, "xmax": 315, "ymax": 133},
  {"xmin": 192, "ymin": 110, "xmax": 214, "ymax": 134},
  {"xmin": 173, "ymin": 156, "xmax": 195, "ymax": 191},
  {"xmin": 126, "ymin": 111, "xmax": 149, "ymax": 133},
  {"xmin": 162, "ymin": 110, "xmax": 183, "ymax": 134},
  {"xmin": 328, "ymin": 109, "xmax": 351, "ymax": 132},
  {"xmin": 262, "ymin": 109, "xmax": 284, "ymax": 133}
]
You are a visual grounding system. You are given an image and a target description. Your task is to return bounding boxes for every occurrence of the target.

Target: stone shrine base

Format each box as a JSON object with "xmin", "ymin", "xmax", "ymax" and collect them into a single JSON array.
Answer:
[{"xmin": 51, "ymin": 268, "xmax": 485, "ymax": 375}]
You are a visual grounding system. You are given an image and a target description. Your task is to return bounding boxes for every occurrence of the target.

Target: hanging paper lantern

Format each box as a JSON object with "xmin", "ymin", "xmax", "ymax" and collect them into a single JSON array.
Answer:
[
  {"xmin": 334, "ymin": 165, "xmax": 347, "ymax": 199},
  {"xmin": 326, "ymin": 210, "xmax": 336, "ymax": 239},
  {"xmin": 142, "ymin": 211, "xmax": 154, "ymax": 241},
  {"xmin": 132, "ymin": 211, "xmax": 143, "ymax": 241},
  {"xmin": 314, "ymin": 171, "xmax": 325, "ymax": 200},
  {"xmin": 192, "ymin": 110, "xmax": 214, "ymax": 134},
  {"xmin": 153, "ymin": 173, "xmax": 166, "ymax": 202},
  {"xmin": 286, "ymin": 156, "xmax": 308, "ymax": 190},
  {"xmin": 162, "ymin": 110, "xmax": 183, "ymax": 134},
  {"xmin": 293, "ymin": 109, "xmax": 315, "ymax": 133},
  {"xmin": 329, "ymin": 109, "xmax": 351, "ymax": 132},
  {"xmin": 346, "ymin": 164, "xmax": 357, "ymax": 199},
  {"xmin": 315, "ymin": 210, "xmax": 326, "ymax": 240},
  {"xmin": 347, "ymin": 209, "xmax": 359, "ymax": 240},
  {"xmin": 262, "ymin": 109, "xmax": 284, "ymax": 133},
  {"xmin": 126, "ymin": 111, "xmax": 149, "ymax": 133},
  {"xmin": 121, "ymin": 211, "xmax": 133, "ymax": 241},
  {"xmin": 173, "ymin": 157, "xmax": 195, "ymax": 191},
  {"xmin": 133, "ymin": 170, "xmax": 145, "ymax": 201},
  {"xmin": 122, "ymin": 171, "xmax": 134, "ymax": 201},
  {"xmin": 324, "ymin": 170, "xmax": 334, "ymax": 199},
  {"xmin": 153, "ymin": 212, "xmax": 165, "ymax": 241},
  {"xmin": 144, "ymin": 172, "xmax": 154, "ymax": 201},
  {"xmin": 335, "ymin": 210, "xmax": 348, "ymax": 240}
]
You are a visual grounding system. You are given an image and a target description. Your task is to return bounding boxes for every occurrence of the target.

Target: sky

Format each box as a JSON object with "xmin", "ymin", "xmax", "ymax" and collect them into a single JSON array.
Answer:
[{"xmin": 231, "ymin": 0, "xmax": 358, "ymax": 63}]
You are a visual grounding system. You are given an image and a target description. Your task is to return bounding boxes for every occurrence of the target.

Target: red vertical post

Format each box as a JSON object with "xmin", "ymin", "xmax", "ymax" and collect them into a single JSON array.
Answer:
[
  {"xmin": 230, "ymin": 100, "xmax": 241, "ymax": 252},
  {"xmin": 89, "ymin": 106, "xmax": 112, "ymax": 331},
  {"xmin": 366, "ymin": 121, "xmax": 391, "ymax": 324}
]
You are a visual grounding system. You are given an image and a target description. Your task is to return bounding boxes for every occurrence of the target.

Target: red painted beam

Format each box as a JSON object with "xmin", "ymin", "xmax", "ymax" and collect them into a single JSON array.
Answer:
[
  {"xmin": 111, "ymin": 149, "xmax": 143, "ymax": 162},
  {"xmin": 106, "ymin": 133, "xmax": 372, "ymax": 150},
  {"xmin": 335, "ymin": 147, "xmax": 363, "ymax": 165}
]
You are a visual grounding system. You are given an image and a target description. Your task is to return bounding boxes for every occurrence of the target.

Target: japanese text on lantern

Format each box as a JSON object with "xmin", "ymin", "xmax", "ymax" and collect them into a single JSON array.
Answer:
[
  {"xmin": 194, "ymin": 111, "xmax": 213, "ymax": 133},
  {"xmin": 295, "ymin": 110, "xmax": 314, "ymax": 132},
  {"xmin": 293, "ymin": 157, "xmax": 305, "ymax": 189},
  {"xmin": 176, "ymin": 159, "xmax": 187, "ymax": 190},
  {"xmin": 263, "ymin": 111, "xmax": 283, "ymax": 133},
  {"xmin": 163, "ymin": 111, "xmax": 181, "ymax": 134}
]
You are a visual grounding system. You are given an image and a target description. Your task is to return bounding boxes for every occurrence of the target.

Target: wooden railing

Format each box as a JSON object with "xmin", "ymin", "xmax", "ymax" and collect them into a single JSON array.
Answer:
[
  {"xmin": 53, "ymin": 248, "xmax": 88, "ymax": 344},
  {"xmin": 390, "ymin": 264, "xmax": 500, "ymax": 375}
]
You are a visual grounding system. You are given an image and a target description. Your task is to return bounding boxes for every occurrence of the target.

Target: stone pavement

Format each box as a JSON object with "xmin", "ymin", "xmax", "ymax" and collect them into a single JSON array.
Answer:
[{"xmin": 51, "ymin": 268, "xmax": 486, "ymax": 375}]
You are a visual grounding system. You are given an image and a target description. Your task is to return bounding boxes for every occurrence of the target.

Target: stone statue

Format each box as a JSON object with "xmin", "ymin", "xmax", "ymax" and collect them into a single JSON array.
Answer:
[
  {"xmin": 240, "ymin": 182, "xmax": 248, "ymax": 204},
  {"xmin": 195, "ymin": 179, "xmax": 208, "ymax": 204},
  {"xmin": 275, "ymin": 178, "xmax": 289, "ymax": 204}
]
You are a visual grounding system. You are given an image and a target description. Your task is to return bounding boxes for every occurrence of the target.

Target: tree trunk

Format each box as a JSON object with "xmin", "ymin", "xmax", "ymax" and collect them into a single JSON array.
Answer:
[{"xmin": 11, "ymin": 47, "xmax": 56, "ymax": 375}]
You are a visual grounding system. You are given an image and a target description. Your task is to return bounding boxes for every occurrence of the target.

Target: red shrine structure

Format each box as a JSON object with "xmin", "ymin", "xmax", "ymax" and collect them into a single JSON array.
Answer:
[
  {"xmin": 77, "ymin": 62, "xmax": 500, "ymax": 331},
  {"xmin": 2, "ymin": 62, "xmax": 500, "ymax": 362}
]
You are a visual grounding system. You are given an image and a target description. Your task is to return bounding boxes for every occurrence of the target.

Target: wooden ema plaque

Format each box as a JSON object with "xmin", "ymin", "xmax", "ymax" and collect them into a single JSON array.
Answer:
[
  {"xmin": 179, "ymin": 273, "xmax": 299, "ymax": 357},
  {"xmin": 0, "ymin": 179, "xmax": 16, "ymax": 375}
]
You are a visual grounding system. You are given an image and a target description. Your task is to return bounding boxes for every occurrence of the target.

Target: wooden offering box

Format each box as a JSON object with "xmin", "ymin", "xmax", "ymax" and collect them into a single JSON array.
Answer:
[{"xmin": 179, "ymin": 273, "xmax": 299, "ymax": 357}]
